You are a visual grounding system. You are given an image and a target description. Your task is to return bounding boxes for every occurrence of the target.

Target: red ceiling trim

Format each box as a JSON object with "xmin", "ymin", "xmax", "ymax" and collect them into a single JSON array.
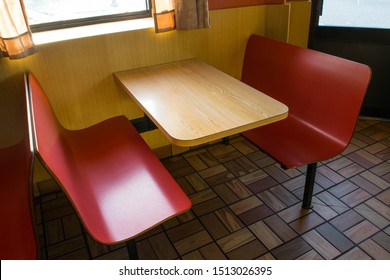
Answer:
[{"xmin": 209, "ymin": 0, "xmax": 285, "ymax": 10}]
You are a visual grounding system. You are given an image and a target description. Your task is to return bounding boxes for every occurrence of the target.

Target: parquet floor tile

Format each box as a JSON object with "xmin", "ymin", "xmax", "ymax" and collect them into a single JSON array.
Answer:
[{"xmin": 34, "ymin": 119, "xmax": 390, "ymax": 260}]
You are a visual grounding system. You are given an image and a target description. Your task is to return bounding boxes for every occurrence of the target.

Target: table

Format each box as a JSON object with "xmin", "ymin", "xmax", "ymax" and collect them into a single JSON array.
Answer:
[{"xmin": 114, "ymin": 59, "xmax": 288, "ymax": 147}]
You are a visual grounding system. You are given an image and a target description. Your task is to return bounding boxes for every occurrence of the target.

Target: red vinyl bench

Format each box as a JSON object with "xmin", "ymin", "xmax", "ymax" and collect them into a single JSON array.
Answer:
[
  {"xmin": 241, "ymin": 35, "xmax": 371, "ymax": 209},
  {"xmin": 26, "ymin": 72, "xmax": 191, "ymax": 259},
  {"xmin": 0, "ymin": 82, "xmax": 37, "ymax": 259}
]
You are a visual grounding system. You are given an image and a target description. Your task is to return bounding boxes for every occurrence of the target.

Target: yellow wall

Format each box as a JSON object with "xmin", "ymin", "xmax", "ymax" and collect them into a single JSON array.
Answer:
[
  {"xmin": 266, "ymin": 1, "xmax": 311, "ymax": 46},
  {"xmin": 0, "ymin": 2, "xmax": 311, "ymax": 182}
]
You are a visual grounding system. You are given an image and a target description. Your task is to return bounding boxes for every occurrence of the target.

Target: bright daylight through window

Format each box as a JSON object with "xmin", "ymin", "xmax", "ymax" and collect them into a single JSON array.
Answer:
[
  {"xmin": 24, "ymin": 0, "xmax": 151, "ymax": 31},
  {"xmin": 319, "ymin": 0, "xmax": 390, "ymax": 29}
]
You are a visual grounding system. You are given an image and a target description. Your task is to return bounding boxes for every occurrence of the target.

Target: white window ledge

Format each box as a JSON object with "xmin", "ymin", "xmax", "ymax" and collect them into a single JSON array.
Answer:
[{"xmin": 33, "ymin": 17, "xmax": 155, "ymax": 45}]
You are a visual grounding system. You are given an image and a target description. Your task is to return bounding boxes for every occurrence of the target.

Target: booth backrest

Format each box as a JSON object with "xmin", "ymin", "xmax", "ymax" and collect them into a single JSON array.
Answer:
[
  {"xmin": 0, "ymin": 78, "xmax": 37, "ymax": 259},
  {"xmin": 241, "ymin": 35, "xmax": 371, "ymax": 151}
]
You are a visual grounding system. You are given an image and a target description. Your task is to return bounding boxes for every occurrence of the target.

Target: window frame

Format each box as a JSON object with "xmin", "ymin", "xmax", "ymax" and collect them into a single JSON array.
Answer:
[
  {"xmin": 315, "ymin": 26, "xmax": 390, "ymax": 44},
  {"xmin": 27, "ymin": 0, "xmax": 152, "ymax": 32}
]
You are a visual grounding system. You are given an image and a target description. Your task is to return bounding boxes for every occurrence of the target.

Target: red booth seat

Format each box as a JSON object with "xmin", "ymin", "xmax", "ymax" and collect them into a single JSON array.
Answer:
[
  {"xmin": 241, "ymin": 35, "xmax": 371, "ymax": 208},
  {"xmin": 26, "ymin": 73, "xmax": 191, "ymax": 258},
  {"xmin": 0, "ymin": 82, "xmax": 37, "ymax": 260}
]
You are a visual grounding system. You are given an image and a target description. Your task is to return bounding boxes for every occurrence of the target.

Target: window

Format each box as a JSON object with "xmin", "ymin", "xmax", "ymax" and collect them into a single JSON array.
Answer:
[
  {"xmin": 319, "ymin": 0, "xmax": 390, "ymax": 29},
  {"xmin": 25, "ymin": 0, "xmax": 151, "ymax": 31}
]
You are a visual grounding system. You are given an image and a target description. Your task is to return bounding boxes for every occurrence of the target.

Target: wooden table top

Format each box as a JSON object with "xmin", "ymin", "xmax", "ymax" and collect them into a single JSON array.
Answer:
[{"xmin": 114, "ymin": 59, "xmax": 288, "ymax": 147}]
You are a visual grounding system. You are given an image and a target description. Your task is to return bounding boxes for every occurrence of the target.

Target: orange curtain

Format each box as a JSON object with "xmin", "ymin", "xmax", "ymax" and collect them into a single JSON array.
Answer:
[
  {"xmin": 0, "ymin": 0, "xmax": 36, "ymax": 59},
  {"xmin": 152, "ymin": 0, "xmax": 210, "ymax": 33}
]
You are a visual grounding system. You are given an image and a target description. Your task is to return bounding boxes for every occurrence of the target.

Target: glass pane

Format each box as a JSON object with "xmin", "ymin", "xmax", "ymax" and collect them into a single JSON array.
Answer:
[
  {"xmin": 25, "ymin": 0, "xmax": 149, "ymax": 25},
  {"xmin": 319, "ymin": 0, "xmax": 390, "ymax": 29}
]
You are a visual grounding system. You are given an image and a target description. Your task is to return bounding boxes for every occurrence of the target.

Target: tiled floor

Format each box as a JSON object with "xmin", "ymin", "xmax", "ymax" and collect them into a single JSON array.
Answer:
[{"xmin": 35, "ymin": 119, "xmax": 390, "ymax": 260}]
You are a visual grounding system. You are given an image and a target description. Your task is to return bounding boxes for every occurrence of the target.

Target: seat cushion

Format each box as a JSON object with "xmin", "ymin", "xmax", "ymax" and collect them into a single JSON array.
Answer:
[
  {"xmin": 243, "ymin": 115, "xmax": 346, "ymax": 168},
  {"xmin": 48, "ymin": 116, "xmax": 191, "ymax": 244}
]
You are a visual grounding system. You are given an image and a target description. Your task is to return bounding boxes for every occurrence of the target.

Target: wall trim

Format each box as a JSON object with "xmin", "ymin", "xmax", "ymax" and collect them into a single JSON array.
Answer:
[{"xmin": 209, "ymin": 0, "xmax": 285, "ymax": 10}]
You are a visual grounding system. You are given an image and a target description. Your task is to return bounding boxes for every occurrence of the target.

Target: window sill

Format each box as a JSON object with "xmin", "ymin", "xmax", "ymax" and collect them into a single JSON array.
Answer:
[{"xmin": 32, "ymin": 17, "xmax": 155, "ymax": 45}]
